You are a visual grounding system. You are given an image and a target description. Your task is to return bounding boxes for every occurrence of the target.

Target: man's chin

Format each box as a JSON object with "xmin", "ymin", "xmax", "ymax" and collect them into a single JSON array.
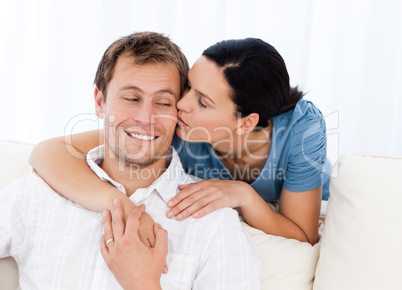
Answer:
[{"xmin": 123, "ymin": 153, "xmax": 166, "ymax": 167}]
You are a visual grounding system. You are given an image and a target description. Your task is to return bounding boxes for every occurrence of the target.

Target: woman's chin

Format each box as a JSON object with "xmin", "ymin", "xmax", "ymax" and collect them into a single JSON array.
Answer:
[
  {"xmin": 175, "ymin": 126, "xmax": 185, "ymax": 139},
  {"xmin": 175, "ymin": 127, "xmax": 209, "ymax": 143}
]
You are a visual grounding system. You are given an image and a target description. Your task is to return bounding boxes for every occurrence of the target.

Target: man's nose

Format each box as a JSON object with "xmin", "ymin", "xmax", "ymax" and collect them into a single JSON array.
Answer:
[{"xmin": 134, "ymin": 101, "xmax": 155, "ymax": 125}]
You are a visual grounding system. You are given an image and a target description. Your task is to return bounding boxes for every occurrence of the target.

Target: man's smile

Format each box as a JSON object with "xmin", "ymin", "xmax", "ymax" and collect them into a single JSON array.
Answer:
[{"xmin": 125, "ymin": 130, "xmax": 157, "ymax": 141}]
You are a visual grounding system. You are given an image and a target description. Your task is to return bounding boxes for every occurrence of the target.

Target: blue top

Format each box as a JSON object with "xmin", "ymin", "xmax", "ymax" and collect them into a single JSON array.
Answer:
[{"xmin": 172, "ymin": 99, "xmax": 331, "ymax": 202}]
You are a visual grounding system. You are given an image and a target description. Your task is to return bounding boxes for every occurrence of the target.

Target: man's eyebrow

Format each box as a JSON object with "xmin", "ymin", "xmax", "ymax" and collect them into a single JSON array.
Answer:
[
  {"xmin": 195, "ymin": 89, "xmax": 215, "ymax": 105},
  {"xmin": 119, "ymin": 85, "xmax": 143, "ymax": 93},
  {"xmin": 155, "ymin": 89, "xmax": 178, "ymax": 99},
  {"xmin": 119, "ymin": 86, "xmax": 178, "ymax": 99}
]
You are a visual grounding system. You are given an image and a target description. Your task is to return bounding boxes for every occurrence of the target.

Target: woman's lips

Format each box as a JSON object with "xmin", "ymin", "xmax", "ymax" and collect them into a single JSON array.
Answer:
[{"xmin": 177, "ymin": 116, "xmax": 188, "ymax": 127}]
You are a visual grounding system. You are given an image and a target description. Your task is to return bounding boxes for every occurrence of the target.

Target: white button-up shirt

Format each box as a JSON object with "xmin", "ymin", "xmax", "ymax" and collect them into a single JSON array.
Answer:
[{"xmin": 0, "ymin": 146, "xmax": 261, "ymax": 289}]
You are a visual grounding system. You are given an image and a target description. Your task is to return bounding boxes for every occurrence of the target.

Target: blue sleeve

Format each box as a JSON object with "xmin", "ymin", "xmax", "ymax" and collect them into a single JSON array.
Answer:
[{"xmin": 284, "ymin": 113, "xmax": 327, "ymax": 193}]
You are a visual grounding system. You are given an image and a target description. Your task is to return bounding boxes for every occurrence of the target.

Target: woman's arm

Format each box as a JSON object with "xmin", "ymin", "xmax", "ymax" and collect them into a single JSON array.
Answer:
[
  {"xmin": 30, "ymin": 130, "xmax": 164, "ymax": 249},
  {"xmin": 29, "ymin": 130, "xmax": 137, "ymax": 218},
  {"xmin": 166, "ymin": 180, "xmax": 321, "ymax": 245},
  {"xmin": 242, "ymin": 185, "xmax": 321, "ymax": 244}
]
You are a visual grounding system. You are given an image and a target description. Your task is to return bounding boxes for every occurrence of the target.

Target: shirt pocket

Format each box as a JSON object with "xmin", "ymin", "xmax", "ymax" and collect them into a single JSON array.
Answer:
[{"xmin": 160, "ymin": 253, "xmax": 197, "ymax": 290}]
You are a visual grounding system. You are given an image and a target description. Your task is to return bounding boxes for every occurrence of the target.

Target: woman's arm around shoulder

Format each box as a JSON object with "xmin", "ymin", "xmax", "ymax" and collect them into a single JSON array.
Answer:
[
  {"xmin": 29, "ymin": 130, "xmax": 137, "ymax": 216},
  {"xmin": 30, "ymin": 130, "xmax": 161, "ymax": 247}
]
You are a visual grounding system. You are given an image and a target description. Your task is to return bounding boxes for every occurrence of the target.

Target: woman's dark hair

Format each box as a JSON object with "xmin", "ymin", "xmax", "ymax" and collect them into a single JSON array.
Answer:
[{"xmin": 202, "ymin": 38, "xmax": 303, "ymax": 129}]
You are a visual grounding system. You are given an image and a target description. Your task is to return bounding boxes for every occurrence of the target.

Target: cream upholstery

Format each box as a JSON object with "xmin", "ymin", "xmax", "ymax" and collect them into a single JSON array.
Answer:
[{"xmin": 314, "ymin": 155, "xmax": 402, "ymax": 289}]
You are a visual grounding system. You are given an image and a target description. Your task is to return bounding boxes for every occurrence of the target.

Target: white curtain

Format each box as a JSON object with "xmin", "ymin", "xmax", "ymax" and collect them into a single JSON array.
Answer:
[{"xmin": 1, "ymin": 0, "xmax": 401, "ymax": 161}]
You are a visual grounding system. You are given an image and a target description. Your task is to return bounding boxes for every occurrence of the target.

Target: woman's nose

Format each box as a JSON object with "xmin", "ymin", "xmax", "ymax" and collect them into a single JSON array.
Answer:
[{"xmin": 177, "ymin": 91, "xmax": 191, "ymax": 112}]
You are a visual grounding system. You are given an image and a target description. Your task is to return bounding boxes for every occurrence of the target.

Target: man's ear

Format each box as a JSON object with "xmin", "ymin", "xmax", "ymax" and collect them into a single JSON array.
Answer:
[
  {"xmin": 94, "ymin": 88, "xmax": 105, "ymax": 119},
  {"xmin": 235, "ymin": 113, "xmax": 259, "ymax": 136}
]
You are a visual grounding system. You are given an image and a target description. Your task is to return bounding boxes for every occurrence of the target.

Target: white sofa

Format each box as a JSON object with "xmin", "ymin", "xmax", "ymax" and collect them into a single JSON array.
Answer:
[{"xmin": 1, "ymin": 140, "xmax": 402, "ymax": 289}]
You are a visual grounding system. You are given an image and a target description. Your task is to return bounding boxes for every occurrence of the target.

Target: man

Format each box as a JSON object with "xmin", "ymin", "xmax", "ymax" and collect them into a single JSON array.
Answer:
[{"xmin": 0, "ymin": 32, "xmax": 261, "ymax": 289}]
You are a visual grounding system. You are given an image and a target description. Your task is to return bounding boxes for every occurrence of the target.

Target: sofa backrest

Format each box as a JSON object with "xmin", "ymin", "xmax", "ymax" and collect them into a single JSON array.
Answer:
[{"xmin": 314, "ymin": 154, "xmax": 402, "ymax": 289}]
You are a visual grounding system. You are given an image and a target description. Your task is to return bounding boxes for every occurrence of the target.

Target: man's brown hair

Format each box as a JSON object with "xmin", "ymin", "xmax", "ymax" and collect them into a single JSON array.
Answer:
[{"xmin": 94, "ymin": 31, "xmax": 189, "ymax": 100}]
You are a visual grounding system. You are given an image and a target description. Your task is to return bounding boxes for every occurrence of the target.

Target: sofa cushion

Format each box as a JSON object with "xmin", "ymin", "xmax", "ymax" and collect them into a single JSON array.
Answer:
[
  {"xmin": 240, "ymin": 200, "xmax": 323, "ymax": 290},
  {"xmin": 313, "ymin": 154, "xmax": 402, "ymax": 289}
]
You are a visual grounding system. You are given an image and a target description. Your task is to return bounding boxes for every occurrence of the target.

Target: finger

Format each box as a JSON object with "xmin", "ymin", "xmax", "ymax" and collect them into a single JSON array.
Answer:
[
  {"xmin": 139, "ymin": 234, "xmax": 155, "ymax": 248},
  {"xmin": 153, "ymin": 223, "xmax": 168, "ymax": 258},
  {"xmin": 125, "ymin": 204, "xmax": 146, "ymax": 243},
  {"xmin": 100, "ymin": 234, "xmax": 109, "ymax": 260},
  {"xmin": 191, "ymin": 200, "xmax": 224, "ymax": 219},
  {"xmin": 111, "ymin": 199, "xmax": 125, "ymax": 240},
  {"xmin": 146, "ymin": 234, "xmax": 155, "ymax": 249},
  {"xmin": 167, "ymin": 182, "xmax": 202, "ymax": 208},
  {"xmin": 177, "ymin": 184, "xmax": 190, "ymax": 190},
  {"xmin": 175, "ymin": 193, "xmax": 218, "ymax": 220},
  {"xmin": 139, "ymin": 235, "xmax": 152, "ymax": 248},
  {"xmin": 167, "ymin": 189, "xmax": 209, "ymax": 219},
  {"xmin": 102, "ymin": 209, "xmax": 115, "ymax": 246}
]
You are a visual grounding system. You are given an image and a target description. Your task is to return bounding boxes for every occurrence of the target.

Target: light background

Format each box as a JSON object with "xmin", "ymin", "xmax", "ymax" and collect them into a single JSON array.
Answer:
[{"xmin": 0, "ymin": 0, "xmax": 401, "ymax": 163}]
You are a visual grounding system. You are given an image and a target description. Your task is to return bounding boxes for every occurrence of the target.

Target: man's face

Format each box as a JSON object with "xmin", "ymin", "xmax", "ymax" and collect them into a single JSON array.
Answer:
[{"xmin": 95, "ymin": 54, "xmax": 181, "ymax": 167}]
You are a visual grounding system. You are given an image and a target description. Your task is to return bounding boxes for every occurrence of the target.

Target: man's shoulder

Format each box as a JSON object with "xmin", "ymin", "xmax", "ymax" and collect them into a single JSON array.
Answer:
[
  {"xmin": 1, "ymin": 168, "xmax": 69, "ymax": 204},
  {"xmin": 210, "ymin": 207, "xmax": 244, "ymax": 230},
  {"xmin": 1, "ymin": 168, "xmax": 58, "ymax": 201},
  {"xmin": 0, "ymin": 168, "xmax": 42, "ymax": 210},
  {"xmin": 0, "ymin": 172, "xmax": 29, "ymax": 193},
  {"xmin": 27, "ymin": 168, "xmax": 58, "ymax": 192},
  {"xmin": 191, "ymin": 206, "xmax": 244, "ymax": 238},
  {"xmin": 0, "ymin": 167, "xmax": 47, "ymax": 191}
]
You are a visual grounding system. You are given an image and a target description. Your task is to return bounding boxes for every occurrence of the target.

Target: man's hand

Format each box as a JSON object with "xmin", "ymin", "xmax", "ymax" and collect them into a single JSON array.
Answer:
[
  {"xmin": 101, "ymin": 199, "xmax": 168, "ymax": 290},
  {"xmin": 126, "ymin": 203, "xmax": 168, "ymax": 273}
]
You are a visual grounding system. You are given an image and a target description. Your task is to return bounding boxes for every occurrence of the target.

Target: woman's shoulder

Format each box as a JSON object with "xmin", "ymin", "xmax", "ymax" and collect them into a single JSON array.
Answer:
[
  {"xmin": 274, "ymin": 98, "xmax": 325, "ymax": 131},
  {"xmin": 271, "ymin": 98, "xmax": 326, "ymax": 154},
  {"xmin": 294, "ymin": 98, "xmax": 324, "ymax": 119}
]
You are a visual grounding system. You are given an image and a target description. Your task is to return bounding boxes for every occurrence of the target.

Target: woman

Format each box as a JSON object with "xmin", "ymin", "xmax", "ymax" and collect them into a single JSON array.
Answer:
[{"xmin": 30, "ymin": 38, "xmax": 330, "ymax": 246}]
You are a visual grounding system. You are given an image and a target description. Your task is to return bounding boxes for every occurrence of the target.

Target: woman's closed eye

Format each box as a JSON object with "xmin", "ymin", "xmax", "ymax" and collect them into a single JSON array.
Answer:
[{"xmin": 197, "ymin": 96, "xmax": 207, "ymax": 108}]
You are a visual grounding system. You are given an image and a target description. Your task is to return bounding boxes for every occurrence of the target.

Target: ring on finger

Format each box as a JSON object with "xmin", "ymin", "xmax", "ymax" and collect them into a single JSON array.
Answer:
[{"xmin": 106, "ymin": 238, "xmax": 114, "ymax": 246}]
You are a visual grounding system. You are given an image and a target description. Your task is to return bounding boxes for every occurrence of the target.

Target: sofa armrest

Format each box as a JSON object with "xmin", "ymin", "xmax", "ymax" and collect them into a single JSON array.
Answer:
[{"xmin": 0, "ymin": 258, "xmax": 19, "ymax": 290}]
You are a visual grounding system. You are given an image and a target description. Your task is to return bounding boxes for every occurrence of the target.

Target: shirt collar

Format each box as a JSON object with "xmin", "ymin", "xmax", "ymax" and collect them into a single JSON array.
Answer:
[{"xmin": 86, "ymin": 145, "xmax": 190, "ymax": 204}]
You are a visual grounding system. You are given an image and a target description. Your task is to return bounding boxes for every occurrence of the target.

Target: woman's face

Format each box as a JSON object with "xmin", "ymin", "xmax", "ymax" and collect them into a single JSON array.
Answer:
[{"xmin": 176, "ymin": 56, "xmax": 239, "ymax": 146}]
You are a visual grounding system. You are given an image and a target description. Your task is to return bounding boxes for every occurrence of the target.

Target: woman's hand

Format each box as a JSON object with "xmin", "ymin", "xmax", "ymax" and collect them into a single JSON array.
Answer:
[
  {"xmin": 112, "ymin": 197, "xmax": 160, "ymax": 251},
  {"xmin": 166, "ymin": 179, "xmax": 253, "ymax": 220},
  {"xmin": 101, "ymin": 199, "xmax": 168, "ymax": 290},
  {"xmin": 137, "ymin": 210, "xmax": 158, "ymax": 247}
]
